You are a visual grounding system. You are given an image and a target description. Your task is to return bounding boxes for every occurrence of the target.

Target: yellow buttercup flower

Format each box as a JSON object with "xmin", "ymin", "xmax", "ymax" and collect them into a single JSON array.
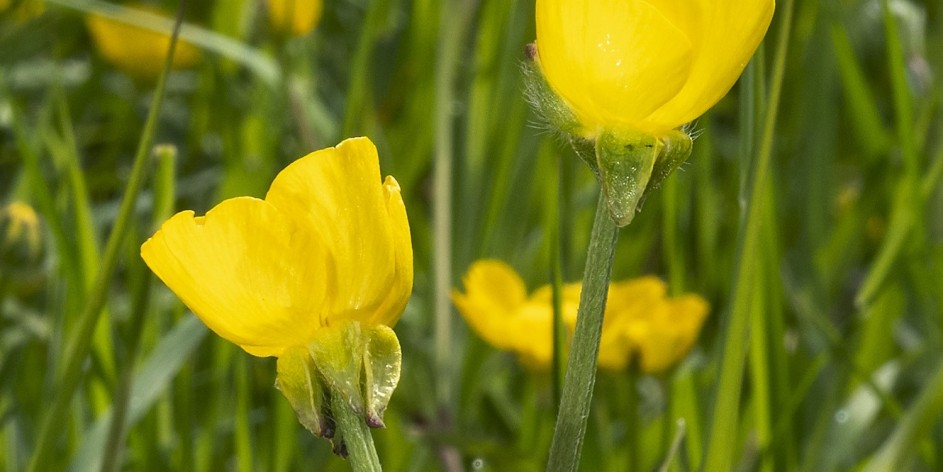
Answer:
[
  {"xmin": 535, "ymin": 0, "xmax": 776, "ymax": 137},
  {"xmin": 453, "ymin": 260, "xmax": 708, "ymax": 373},
  {"xmin": 265, "ymin": 0, "xmax": 323, "ymax": 37},
  {"xmin": 86, "ymin": 4, "xmax": 201, "ymax": 80},
  {"xmin": 528, "ymin": 1, "xmax": 775, "ymax": 226},
  {"xmin": 142, "ymin": 137, "xmax": 412, "ymax": 436}
]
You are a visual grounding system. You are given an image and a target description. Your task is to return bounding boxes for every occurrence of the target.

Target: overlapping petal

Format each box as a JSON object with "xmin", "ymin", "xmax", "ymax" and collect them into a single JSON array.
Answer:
[
  {"xmin": 265, "ymin": 137, "xmax": 408, "ymax": 328},
  {"xmin": 644, "ymin": 0, "xmax": 776, "ymax": 130},
  {"xmin": 536, "ymin": 0, "xmax": 693, "ymax": 135}
]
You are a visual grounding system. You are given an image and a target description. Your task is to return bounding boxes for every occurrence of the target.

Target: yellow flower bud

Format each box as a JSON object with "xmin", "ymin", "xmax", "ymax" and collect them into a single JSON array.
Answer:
[
  {"xmin": 265, "ymin": 0, "xmax": 323, "ymax": 37},
  {"xmin": 535, "ymin": 0, "xmax": 775, "ymax": 138},
  {"xmin": 86, "ymin": 4, "xmax": 202, "ymax": 80}
]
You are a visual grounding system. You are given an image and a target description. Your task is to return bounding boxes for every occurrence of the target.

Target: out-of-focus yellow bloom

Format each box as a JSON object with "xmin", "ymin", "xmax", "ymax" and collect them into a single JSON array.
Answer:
[
  {"xmin": 452, "ymin": 260, "xmax": 580, "ymax": 368},
  {"xmin": 142, "ymin": 137, "xmax": 412, "ymax": 434},
  {"xmin": 599, "ymin": 278, "xmax": 709, "ymax": 373},
  {"xmin": 453, "ymin": 260, "xmax": 708, "ymax": 374},
  {"xmin": 1, "ymin": 201, "xmax": 42, "ymax": 258},
  {"xmin": 265, "ymin": 0, "xmax": 322, "ymax": 37},
  {"xmin": 535, "ymin": 0, "xmax": 775, "ymax": 137},
  {"xmin": 86, "ymin": 4, "xmax": 201, "ymax": 80}
]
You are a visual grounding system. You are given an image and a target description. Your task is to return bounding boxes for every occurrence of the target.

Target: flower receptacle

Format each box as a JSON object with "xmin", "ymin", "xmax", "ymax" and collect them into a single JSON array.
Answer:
[
  {"xmin": 275, "ymin": 320, "xmax": 402, "ymax": 456},
  {"xmin": 523, "ymin": 43, "xmax": 694, "ymax": 227},
  {"xmin": 595, "ymin": 129, "xmax": 693, "ymax": 227}
]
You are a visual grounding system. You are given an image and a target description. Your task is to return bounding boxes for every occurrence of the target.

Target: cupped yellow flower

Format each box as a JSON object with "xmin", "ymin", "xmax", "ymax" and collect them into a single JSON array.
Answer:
[
  {"xmin": 452, "ymin": 260, "xmax": 708, "ymax": 373},
  {"xmin": 86, "ymin": 4, "xmax": 201, "ymax": 80},
  {"xmin": 265, "ymin": 0, "xmax": 322, "ymax": 37},
  {"xmin": 142, "ymin": 137, "xmax": 412, "ymax": 358},
  {"xmin": 535, "ymin": 0, "xmax": 775, "ymax": 137}
]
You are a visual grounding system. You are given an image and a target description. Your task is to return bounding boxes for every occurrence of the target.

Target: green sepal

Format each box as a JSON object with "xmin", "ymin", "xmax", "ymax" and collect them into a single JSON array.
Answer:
[
  {"xmin": 275, "ymin": 347, "xmax": 331, "ymax": 437},
  {"xmin": 308, "ymin": 319, "xmax": 366, "ymax": 415},
  {"xmin": 521, "ymin": 43, "xmax": 582, "ymax": 137},
  {"xmin": 595, "ymin": 129, "xmax": 662, "ymax": 227},
  {"xmin": 568, "ymin": 134, "xmax": 598, "ymax": 176},
  {"xmin": 362, "ymin": 325, "xmax": 402, "ymax": 428},
  {"xmin": 639, "ymin": 130, "xmax": 693, "ymax": 204}
]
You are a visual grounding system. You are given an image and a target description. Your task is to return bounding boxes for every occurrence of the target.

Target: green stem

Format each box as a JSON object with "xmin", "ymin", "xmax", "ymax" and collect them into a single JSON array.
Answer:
[
  {"xmin": 26, "ymin": 3, "xmax": 187, "ymax": 470},
  {"xmin": 546, "ymin": 192, "xmax": 619, "ymax": 472},
  {"xmin": 331, "ymin": 394, "xmax": 382, "ymax": 472}
]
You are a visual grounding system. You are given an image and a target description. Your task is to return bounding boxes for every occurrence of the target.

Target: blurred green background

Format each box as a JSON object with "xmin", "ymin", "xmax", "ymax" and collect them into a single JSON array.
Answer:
[{"xmin": 2, "ymin": 0, "xmax": 943, "ymax": 470}]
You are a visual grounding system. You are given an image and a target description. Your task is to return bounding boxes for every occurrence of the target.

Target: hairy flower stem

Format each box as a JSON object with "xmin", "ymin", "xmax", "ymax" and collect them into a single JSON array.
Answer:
[
  {"xmin": 331, "ymin": 394, "xmax": 382, "ymax": 472},
  {"xmin": 546, "ymin": 192, "xmax": 619, "ymax": 472}
]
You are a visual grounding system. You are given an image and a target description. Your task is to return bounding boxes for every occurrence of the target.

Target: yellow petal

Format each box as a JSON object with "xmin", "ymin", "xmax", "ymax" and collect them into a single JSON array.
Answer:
[
  {"xmin": 637, "ymin": 295, "xmax": 709, "ymax": 373},
  {"xmin": 644, "ymin": 0, "xmax": 776, "ymax": 130},
  {"xmin": 141, "ymin": 197, "xmax": 326, "ymax": 357},
  {"xmin": 536, "ymin": 0, "xmax": 694, "ymax": 136},
  {"xmin": 510, "ymin": 295, "xmax": 555, "ymax": 368},
  {"xmin": 265, "ymin": 0, "xmax": 322, "ymax": 36},
  {"xmin": 265, "ymin": 137, "xmax": 409, "ymax": 328},
  {"xmin": 366, "ymin": 176, "xmax": 413, "ymax": 327},
  {"xmin": 452, "ymin": 260, "xmax": 529, "ymax": 351},
  {"xmin": 604, "ymin": 276, "xmax": 668, "ymax": 320}
]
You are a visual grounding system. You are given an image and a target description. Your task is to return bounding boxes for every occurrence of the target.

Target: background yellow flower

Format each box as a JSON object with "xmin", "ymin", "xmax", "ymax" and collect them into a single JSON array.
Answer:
[
  {"xmin": 265, "ymin": 0, "xmax": 323, "ymax": 37},
  {"xmin": 86, "ymin": 4, "xmax": 201, "ymax": 80},
  {"xmin": 453, "ymin": 260, "xmax": 707, "ymax": 373},
  {"xmin": 601, "ymin": 277, "xmax": 709, "ymax": 373}
]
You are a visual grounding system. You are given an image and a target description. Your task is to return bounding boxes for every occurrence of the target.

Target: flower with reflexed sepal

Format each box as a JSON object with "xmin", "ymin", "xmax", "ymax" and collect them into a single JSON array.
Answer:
[
  {"xmin": 525, "ymin": 0, "xmax": 775, "ymax": 225},
  {"xmin": 141, "ymin": 137, "xmax": 412, "ymax": 452},
  {"xmin": 452, "ymin": 260, "xmax": 708, "ymax": 374}
]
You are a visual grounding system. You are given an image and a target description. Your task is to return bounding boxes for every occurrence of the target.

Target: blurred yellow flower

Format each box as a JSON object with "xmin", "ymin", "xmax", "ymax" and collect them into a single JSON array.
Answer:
[
  {"xmin": 265, "ymin": 0, "xmax": 322, "ymax": 37},
  {"xmin": 142, "ymin": 137, "xmax": 412, "ymax": 433},
  {"xmin": 452, "ymin": 260, "xmax": 580, "ymax": 368},
  {"xmin": 453, "ymin": 260, "xmax": 708, "ymax": 374},
  {"xmin": 86, "ymin": 4, "xmax": 201, "ymax": 80},
  {"xmin": 535, "ymin": 0, "xmax": 775, "ymax": 137},
  {"xmin": 599, "ymin": 277, "xmax": 709, "ymax": 373},
  {"xmin": 1, "ymin": 201, "xmax": 42, "ymax": 258}
]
